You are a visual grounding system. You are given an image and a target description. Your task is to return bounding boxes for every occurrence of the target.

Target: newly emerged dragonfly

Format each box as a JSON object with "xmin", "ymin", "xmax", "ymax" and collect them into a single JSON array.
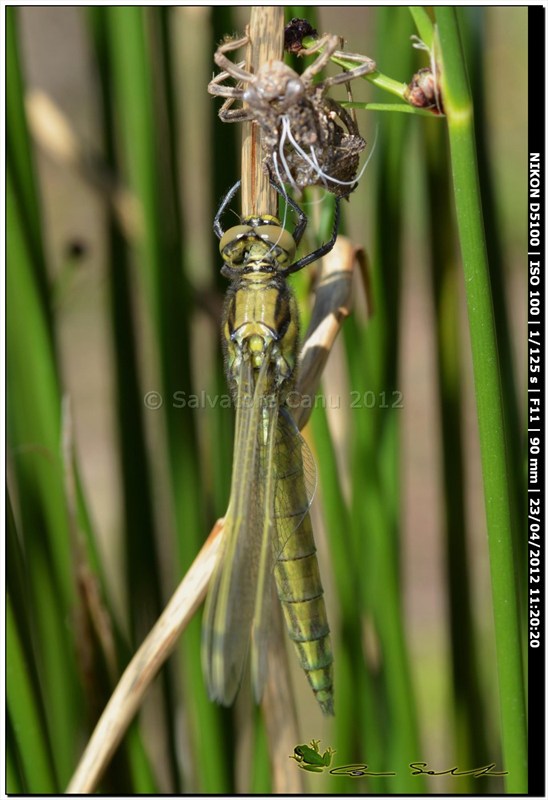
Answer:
[{"xmin": 202, "ymin": 181, "xmax": 344, "ymax": 715}]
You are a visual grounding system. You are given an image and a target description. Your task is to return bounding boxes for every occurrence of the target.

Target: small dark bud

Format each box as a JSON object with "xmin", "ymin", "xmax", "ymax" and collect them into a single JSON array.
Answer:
[{"xmin": 284, "ymin": 18, "xmax": 318, "ymax": 54}]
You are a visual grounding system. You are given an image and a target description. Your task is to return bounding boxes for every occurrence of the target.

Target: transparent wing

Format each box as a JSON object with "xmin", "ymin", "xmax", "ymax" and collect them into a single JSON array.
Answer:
[
  {"xmin": 202, "ymin": 356, "xmax": 271, "ymax": 705},
  {"xmin": 250, "ymin": 400, "xmax": 279, "ymax": 701},
  {"xmin": 202, "ymin": 371, "xmax": 319, "ymax": 705}
]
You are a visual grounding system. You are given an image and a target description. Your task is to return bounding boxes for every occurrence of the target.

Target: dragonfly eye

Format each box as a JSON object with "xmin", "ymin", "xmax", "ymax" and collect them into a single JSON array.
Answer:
[
  {"xmin": 219, "ymin": 225, "xmax": 254, "ymax": 264},
  {"xmin": 255, "ymin": 225, "xmax": 296, "ymax": 266}
]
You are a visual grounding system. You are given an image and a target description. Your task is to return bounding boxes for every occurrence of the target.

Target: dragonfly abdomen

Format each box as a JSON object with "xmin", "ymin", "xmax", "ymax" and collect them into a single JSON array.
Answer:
[{"xmin": 274, "ymin": 514, "xmax": 334, "ymax": 715}]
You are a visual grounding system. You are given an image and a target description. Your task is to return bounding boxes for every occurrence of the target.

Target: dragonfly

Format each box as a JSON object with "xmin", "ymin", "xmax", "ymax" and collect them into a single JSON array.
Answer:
[{"xmin": 202, "ymin": 180, "xmax": 344, "ymax": 715}]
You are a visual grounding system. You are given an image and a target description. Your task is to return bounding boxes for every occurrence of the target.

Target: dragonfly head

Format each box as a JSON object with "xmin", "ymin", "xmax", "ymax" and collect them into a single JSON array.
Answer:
[{"xmin": 219, "ymin": 216, "xmax": 297, "ymax": 273}]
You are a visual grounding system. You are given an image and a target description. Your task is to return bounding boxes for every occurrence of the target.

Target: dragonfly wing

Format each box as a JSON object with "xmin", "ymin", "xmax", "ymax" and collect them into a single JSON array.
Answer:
[
  {"xmin": 202, "ymin": 357, "xmax": 270, "ymax": 704},
  {"xmin": 250, "ymin": 401, "xmax": 279, "ymax": 702}
]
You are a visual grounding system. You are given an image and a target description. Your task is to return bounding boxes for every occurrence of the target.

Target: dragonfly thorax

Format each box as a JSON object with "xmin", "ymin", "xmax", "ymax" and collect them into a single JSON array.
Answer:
[{"xmin": 223, "ymin": 274, "xmax": 299, "ymax": 395}]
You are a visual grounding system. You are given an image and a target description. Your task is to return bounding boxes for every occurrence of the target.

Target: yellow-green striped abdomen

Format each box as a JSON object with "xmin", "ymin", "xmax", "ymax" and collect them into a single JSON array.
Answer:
[{"xmin": 273, "ymin": 425, "xmax": 333, "ymax": 714}]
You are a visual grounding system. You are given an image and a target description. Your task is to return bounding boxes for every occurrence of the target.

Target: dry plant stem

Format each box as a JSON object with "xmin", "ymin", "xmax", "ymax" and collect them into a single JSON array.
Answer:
[
  {"xmin": 64, "ymin": 237, "xmax": 358, "ymax": 794},
  {"xmin": 241, "ymin": 6, "xmax": 283, "ymax": 215},
  {"xmin": 296, "ymin": 237, "xmax": 363, "ymax": 429}
]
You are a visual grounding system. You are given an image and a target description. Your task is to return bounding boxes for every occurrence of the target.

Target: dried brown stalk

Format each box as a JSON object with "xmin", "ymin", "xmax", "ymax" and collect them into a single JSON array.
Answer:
[{"xmin": 240, "ymin": 6, "xmax": 284, "ymax": 216}]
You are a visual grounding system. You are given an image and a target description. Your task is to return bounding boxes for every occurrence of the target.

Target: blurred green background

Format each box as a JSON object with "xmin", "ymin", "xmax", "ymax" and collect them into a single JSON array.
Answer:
[{"xmin": 7, "ymin": 6, "xmax": 527, "ymax": 795}]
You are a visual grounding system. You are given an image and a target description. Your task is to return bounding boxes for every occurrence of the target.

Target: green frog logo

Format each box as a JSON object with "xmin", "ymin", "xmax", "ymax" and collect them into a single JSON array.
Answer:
[{"xmin": 290, "ymin": 739, "xmax": 335, "ymax": 773}]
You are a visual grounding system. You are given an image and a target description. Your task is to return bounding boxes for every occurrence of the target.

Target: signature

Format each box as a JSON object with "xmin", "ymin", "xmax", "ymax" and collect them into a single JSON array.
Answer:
[
  {"xmin": 329, "ymin": 762, "xmax": 508, "ymax": 778},
  {"xmin": 409, "ymin": 762, "xmax": 508, "ymax": 778},
  {"xmin": 330, "ymin": 765, "xmax": 396, "ymax": 777}
]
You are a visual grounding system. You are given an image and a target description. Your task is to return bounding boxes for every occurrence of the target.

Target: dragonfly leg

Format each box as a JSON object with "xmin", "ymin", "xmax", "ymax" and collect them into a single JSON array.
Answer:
[
  {"xmin": 282, "ymin": 194, "xmax": 348, "ymax": 275},
  {"xmin": 298, "ymin": 34, "xmax": 341, "ymax": 83}
]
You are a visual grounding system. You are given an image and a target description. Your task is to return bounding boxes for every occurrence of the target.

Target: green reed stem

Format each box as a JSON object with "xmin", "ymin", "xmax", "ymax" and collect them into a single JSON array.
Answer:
[
  {"xmin": 7, "ymin": 598, "xmax": 58, "ymax": 793},
  {"xmin": 7, "ymin": 75, "xmax": 82, "ymax": 786},
  {"xmin": 434, "ymin": 7, "xmax": 527, "ymax": 791},
  {"xmin": 424, "ymin": 117, "xmax": 490, "ymax": 791}
]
